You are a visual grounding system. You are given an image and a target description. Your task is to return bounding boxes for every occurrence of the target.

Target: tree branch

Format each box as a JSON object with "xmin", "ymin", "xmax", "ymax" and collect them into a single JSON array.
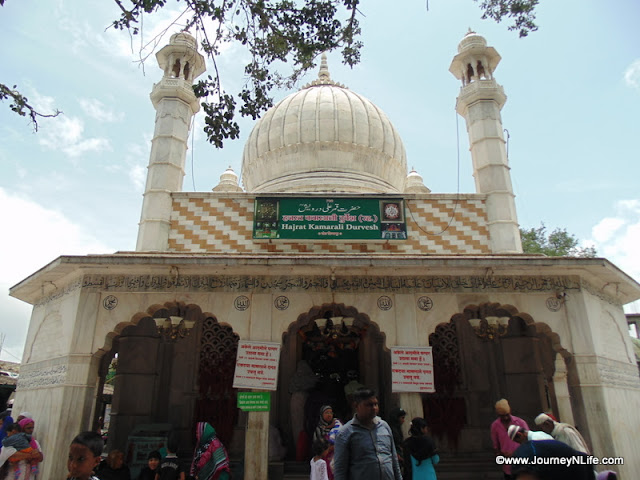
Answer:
[{"xmin": 0, "ymin": 83, "xmax": 61, "ymax": 132}]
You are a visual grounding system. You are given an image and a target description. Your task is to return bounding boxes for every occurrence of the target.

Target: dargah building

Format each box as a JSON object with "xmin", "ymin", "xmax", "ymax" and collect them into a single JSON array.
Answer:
[{"xmin": 10, "ymin": 31, "xmax": 640, "ymax": 479}]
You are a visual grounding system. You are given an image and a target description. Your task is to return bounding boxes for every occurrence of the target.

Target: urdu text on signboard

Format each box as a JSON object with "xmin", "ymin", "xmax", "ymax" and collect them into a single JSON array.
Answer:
[{"xmin": 253, "ymin": 197, "xmax": 407, "ymax": 240}]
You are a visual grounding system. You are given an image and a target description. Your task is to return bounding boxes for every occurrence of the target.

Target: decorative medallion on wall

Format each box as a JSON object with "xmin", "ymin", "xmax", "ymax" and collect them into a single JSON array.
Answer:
[
  {"xmin": 274, "ymin": 296, "xmax": 289, "ymax": 310},
  {"xmin": 102, "ymin": 295, "xmax": 118, "ymax": 310},
  {"xmin": 234, "ymin": 295, "xmax": 250, "ymax": 311},
  {"xmin": 377, "ymin": 296, "xmax": 393, "ymax": 311},
  {"xmin": 417, "ymin": 296, "xmax": 434, "ymax": 311},
  {"xmin": 546, "ymin": 297, "xmax": 563, "ymax": 312}
]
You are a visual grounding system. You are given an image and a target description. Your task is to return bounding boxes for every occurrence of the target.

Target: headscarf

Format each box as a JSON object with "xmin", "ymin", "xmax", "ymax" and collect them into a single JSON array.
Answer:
[
  {"xmin": 388, "ymin": 407, "xmax": 407, "ymax": 452},
  {"xmin": 0, "ymin": 415, "xmax": 14, "ymax": 445},
  {"xmin": 314, "ymin": 405, "xmax": 335, "ymax": 444},
  {"xmin": 17, "ymin": 418, "xmax": 38, "ymax": 449},
  {"xmin": 191, "ymin": 422, "xmax": 230, "ymax": 480},
  {"xmin": 534, "ymin": 413, "xmax": 554, "ymax": 426},
  {"xmin": 512, "ymin": 440, "xmax": 595, "ymax": 480}
]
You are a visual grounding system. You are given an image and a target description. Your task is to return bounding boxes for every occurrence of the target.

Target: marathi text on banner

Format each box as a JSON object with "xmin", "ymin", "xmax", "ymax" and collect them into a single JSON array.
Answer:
[
  {"xmin": 233, "ymin": 341, "xmax": 281, "ymax": 391},
  {"xmin": 391, "ymin": 346, "xmax": 435, "ymax": 393}
]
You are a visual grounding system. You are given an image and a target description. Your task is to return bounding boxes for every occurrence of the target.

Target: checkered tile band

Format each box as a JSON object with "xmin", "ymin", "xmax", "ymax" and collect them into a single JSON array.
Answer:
[{"xmin": 168, "ymin": 195, "xmax": 491, "ymax": 254}]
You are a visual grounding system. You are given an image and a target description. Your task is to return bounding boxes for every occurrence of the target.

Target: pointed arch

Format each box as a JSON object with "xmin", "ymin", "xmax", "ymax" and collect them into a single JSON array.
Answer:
[
  {"xmin": 92, "ymin": 300, "xmax": 241, "ymax": 451},
  {"xmin": 424, "ymin": 302, "xmax": 573, "ymax": 450},
  {"xmin": 277, "ymin": 302, "xmax": 389, "ymax": 459}
]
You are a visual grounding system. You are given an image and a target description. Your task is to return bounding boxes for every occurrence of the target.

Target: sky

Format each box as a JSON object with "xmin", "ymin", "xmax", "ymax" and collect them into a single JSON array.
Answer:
[{"xmin": 1, "ymin": 0, "xmax": 639, "ymax": 362}]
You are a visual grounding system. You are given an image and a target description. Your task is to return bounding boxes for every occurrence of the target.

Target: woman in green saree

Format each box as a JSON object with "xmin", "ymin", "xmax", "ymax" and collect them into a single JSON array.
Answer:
[{"xmin": 190, "ymin": 423, "xmax": 230, "ymax": 480}]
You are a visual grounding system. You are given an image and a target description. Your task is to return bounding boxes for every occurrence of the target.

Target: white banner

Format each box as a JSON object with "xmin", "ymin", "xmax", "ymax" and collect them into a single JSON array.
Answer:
[
  {"xmin": 233, "ymin": 341, "xmax": 281, "ymax": 391},
  {"xmin": 391, "ymin": 347, "xmax": 435, "ymax": 393}
]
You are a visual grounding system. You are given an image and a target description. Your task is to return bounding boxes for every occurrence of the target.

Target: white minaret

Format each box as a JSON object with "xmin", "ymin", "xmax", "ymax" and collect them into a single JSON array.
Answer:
[
  {"xmin": 136, "ymin": 32, "xmax": 205, "ymax": 251},
  {"xmin": 450, "ymin": 30, "xmax": 522, "ymax": 253}
]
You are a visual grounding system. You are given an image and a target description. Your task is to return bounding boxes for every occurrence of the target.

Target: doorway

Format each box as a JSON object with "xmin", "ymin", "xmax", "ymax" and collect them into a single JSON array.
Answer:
[{"xmin": 277, "ymin": 303, "xmax": 389, "ymax": 460}]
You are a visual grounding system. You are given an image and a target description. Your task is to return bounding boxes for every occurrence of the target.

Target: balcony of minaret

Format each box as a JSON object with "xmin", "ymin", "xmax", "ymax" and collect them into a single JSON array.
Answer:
[{"xmin": 150, "ymin": 77, "xmax": 200, "ymax": 111}]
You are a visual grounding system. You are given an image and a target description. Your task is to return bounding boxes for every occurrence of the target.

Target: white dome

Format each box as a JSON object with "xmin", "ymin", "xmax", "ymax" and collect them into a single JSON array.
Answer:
[
  {"xmin": 457, "ymin": 29, "xmax": 488, "ymax": 53},
  {"xmin": 241, "ymin": 55, "xmax": 407, "ymax": 193}
]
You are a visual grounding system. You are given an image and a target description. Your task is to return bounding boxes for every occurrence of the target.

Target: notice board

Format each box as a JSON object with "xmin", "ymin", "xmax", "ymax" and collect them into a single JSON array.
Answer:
[
  {"xmin": 391, "ymin": 347, "xmax": 435, "ymax": 393},
  {"xmin": 232, "ymin": 341, "xmax": 281, "ymax": 390}
]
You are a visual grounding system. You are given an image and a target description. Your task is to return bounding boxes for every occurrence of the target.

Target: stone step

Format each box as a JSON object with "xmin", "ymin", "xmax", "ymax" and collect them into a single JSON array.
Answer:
[{"xmin": 280, "ymin": 454, "xmax": 504, "ymax": 480}]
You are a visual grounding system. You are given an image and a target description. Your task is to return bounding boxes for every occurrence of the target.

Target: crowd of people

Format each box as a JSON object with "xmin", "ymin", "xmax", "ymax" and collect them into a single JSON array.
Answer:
[
  {"xmin": 491, "ymin": 398, "xmax": 612, "ymax": 480},
  {"xmin": 0, "ymin": 411, "xmax": 43, "ymax": 480},
  {"xmin": 0, "ymin": 408, "xmax": 232, "ymax": 480},
  {"xmin": 309, "ymin": 388, "xmax": 436, "ymax": 480},
  {"xmin": 312, "ymin": 390, "xmax": 613, "ymax": 480},
  {"xmin": 0, "ymin": 391, "xmax": 620, "ymax": 480},
  {"xmin": 65, "ymin": 422, "xmax": 231, "ymax": 480}
]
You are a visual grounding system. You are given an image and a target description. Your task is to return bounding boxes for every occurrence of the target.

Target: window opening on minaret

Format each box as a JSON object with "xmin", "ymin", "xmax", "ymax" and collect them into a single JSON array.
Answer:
[
  {"xmin": 476, "ymin": 61, "xmax": 486, "ymax": 79},
  {"xmin": 172, "ymin": 58, "xmax": 181, "ymax": 78},
  {"xmin": 183, "ymin": 62, "xmax": 191, "ymax": 81},
  {"xmin": 466, "ymin": 63, "xmax": 474, "ymax": 84}
]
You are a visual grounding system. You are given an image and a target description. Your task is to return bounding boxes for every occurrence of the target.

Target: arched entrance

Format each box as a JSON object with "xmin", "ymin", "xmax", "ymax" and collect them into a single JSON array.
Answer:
[
  {"xmin": 425, "ymin": 302, "xmax": 572, "ymax": 452},
  {"xmin": 95, "ymin": 301, "xmax": 240, "ymax": 460},
  {"xmin": 277, "ymin": 303, "xmax": 389, "ymax": 459},
  {"xmin": 193, "ymin": 316, "xmax": 239, "ymax": 445}
]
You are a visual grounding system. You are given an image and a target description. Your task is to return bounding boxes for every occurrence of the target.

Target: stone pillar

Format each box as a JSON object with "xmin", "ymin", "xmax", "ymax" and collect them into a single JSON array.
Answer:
[
  {"xmin": 563, "ymin": 291, "xmax": 640, "ymax": 478},
  {"xmin": 450, "ymin": 31, "xmax": 522, "ymax": 254},
  {"xmin": 394, "ymin": 295, "xmax": 425, "ymax": 437},
  {"xmin": 552, "ymin": 356, "xmax": 575, "ymax": 425},
  {"xmin": 11, "ymin": 290, "xmax": 103, "ymax": 479},
  {"xmin": 136, "ymin": 32, "xmax": 205, "ymax": 251},
  {"xmin": 108, "ymin": 324, "xmax": 160, "ymax": 450},
  {"xmin": 244, "ymin": 294, "xmax": 272, "ymax": 480}
]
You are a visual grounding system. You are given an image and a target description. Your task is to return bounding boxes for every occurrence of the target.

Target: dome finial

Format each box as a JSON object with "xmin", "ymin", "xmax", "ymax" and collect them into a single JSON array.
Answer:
[
  {"xmin": 318, "ymin": 52, "xmax": 331, "ymax": 82},
  {"xmin": 301, "ymin": 53, "xmax": 347, "ymax": 89}
]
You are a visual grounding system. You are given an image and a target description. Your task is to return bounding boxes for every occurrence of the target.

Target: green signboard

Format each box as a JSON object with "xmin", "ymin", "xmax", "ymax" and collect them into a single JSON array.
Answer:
[
  {"xmin": 253, "ymin": 197, "xmax": 407, "ymax": 240},
  {"xmin": 237, "ymin": 391, "xmax": 271, "ymax": 411}
]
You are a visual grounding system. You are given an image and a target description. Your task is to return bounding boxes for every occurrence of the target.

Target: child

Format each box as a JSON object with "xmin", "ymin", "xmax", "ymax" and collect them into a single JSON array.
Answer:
[
  {"xmin": 137, "ymin": 450, "xmax": 161, "ymax": 480},
  {"xmin": 156, "ymin": 437, "xmax": 185, "ymax": 480},
  {"xmin": 310, "ymin": 439, "xmax": 329, "ymax": 480},
  {"xmin": 0, "ymin": 422, "xmax": 39, "ymax": 479},
  {"xmin": 96, "ymin": 449, "xmax": 130, "ymax": 479},
  {"xmin": 67, "ymin": 431, "xmax": 104, "ymax": 480},
  {"xmin": 2, "ymin": 422, "xmax": 30, "ymax": 449}
]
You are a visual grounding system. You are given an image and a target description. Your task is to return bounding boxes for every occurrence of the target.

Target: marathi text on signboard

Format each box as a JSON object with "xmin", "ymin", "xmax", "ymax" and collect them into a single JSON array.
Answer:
[
  {"xmin": 232, "ymin": 341, "xmax": 281, "ymax": 391},
  {"xmin": 253, "ymin": 197, "xmax": 407, "ymax": 240},
  {"xmin": 391, "ymin": 347, "xmax": 435, "ymax": 393},
  {"xmin": 237, "ymin": 391, "xmax": 271, "ymax": 411}
]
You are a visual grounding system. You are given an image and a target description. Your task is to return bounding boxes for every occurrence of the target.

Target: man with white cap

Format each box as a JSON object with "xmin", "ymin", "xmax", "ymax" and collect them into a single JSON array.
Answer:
[
  {"xmin": 490, "ymin": 399, "xmax": 529, "ymax": 480},
  {"xmin": 534, "ymin": 413, "xmax": 590, "ymax": 454},
  {"xmin": 507, "ymin": 424, "xmax": 553, "ymax": 444},
  {"xmin": 16, "ymin": 411, "xmax": 32, "ymax": 422}
]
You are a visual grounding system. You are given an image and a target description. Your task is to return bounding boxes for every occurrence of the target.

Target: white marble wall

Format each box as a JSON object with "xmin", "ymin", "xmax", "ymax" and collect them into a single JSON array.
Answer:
[{"xmin": 11, "ymin": 269, "xmax": 640, "ymax": 479}]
